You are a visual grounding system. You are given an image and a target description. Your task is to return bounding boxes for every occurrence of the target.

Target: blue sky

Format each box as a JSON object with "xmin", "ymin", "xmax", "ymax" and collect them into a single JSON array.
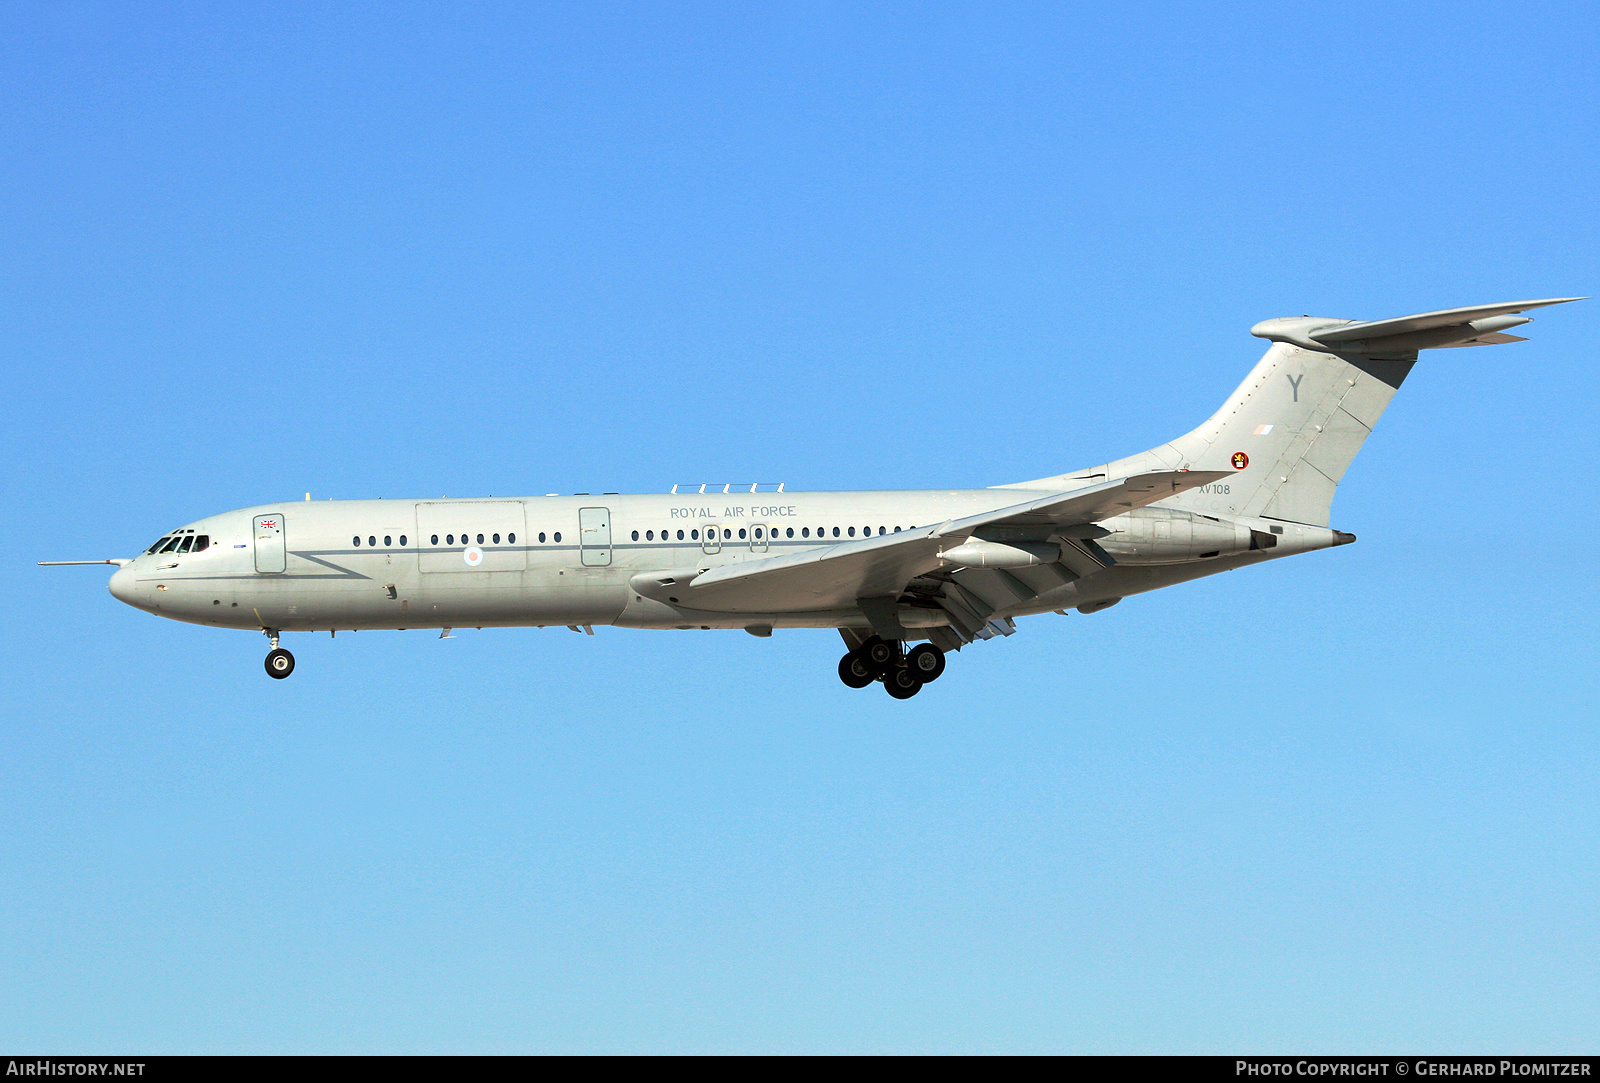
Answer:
[{"xmin": 3, "ymin": 0, "xmax": 1596, "ymax": 1053}]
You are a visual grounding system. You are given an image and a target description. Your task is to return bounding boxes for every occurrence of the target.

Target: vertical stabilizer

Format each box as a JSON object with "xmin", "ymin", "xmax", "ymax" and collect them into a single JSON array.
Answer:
[{"xmin": 1004, "ymin": 298, "xmax": 1581, "ymax": 527}]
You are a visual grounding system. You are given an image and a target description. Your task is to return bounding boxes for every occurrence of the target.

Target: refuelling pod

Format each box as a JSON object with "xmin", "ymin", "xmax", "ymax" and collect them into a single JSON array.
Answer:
[
  {"xmin": 937, "ymin": 539, "xmax": 1061, "ymax": 568},
  {"xmin": 1098, "ymin": 507, "xmax": 1253, "ymax": 565}
]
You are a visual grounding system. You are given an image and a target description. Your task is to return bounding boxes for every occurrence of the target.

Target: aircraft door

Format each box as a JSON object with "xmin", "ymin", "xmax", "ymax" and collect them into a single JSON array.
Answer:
[
  {"xmin": 750, "ymin": 524, "xmax": 769, "ymax": 553},
  {"xmin": 701, "ymin": 525, "xmax": 722, "ymax": 555},
  {"xmin": 579, "ymin": 507, "xmax": 612, "ymax": 567},
  {"xmin": 253, "ymin": 514, "xmax": 286, "ymax": 574}
]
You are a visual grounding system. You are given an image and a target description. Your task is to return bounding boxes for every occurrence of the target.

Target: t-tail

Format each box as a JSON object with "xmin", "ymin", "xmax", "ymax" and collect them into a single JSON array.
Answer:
[{"xmin": 1010, "ymin": 297, "xmax": 1584, "ymax": 526}]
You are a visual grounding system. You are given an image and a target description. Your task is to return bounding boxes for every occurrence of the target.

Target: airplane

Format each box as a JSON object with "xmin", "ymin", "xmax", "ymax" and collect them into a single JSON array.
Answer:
[{"xmin": 43, "ymin": 297, "xmax": 1581, "ymax": 698}]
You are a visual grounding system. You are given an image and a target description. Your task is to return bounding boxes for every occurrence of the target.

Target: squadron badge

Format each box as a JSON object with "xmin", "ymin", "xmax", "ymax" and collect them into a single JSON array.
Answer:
[{"xmin": 1231, "ymin": 452, "xmax": 1249, "ymax": 469}]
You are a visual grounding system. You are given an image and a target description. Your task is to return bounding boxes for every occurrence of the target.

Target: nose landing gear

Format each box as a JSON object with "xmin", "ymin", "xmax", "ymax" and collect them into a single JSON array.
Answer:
[
  {"xmin": 836, "ymin": 636, "xmax": 944, "ymax": 699},
  {"xmin": 263, "ymin": 629, "xmax": 295, "ymax": 679}
]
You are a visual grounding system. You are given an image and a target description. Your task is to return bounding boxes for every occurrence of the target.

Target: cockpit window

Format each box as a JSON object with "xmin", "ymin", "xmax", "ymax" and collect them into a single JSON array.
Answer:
[
  {"xmin": 192, "ymin": 535, "xmax": 209, "ymax": 553},
  {"xmin": 175, "ymin": 536, "xmax": 194, "ymax": 554},
  {"xmin": 158, "ymin": 536, "xmax": 183, "ymax": 554},
  {"xmin": 146, "ymin": 536, "xmax": 171, "ymax": 554}
]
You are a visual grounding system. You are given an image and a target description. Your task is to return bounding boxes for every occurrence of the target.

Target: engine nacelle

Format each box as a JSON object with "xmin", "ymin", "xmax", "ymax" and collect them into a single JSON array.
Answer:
[{"xmin": 1097, "ymin": 508, "xmax": 1254, "ymax": 565}]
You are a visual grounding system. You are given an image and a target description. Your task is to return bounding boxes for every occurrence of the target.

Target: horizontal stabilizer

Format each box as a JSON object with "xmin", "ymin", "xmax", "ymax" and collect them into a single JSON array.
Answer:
[{"xmin": 1252, "ymin": 297, "xmax": 1584, "ymax": 358}]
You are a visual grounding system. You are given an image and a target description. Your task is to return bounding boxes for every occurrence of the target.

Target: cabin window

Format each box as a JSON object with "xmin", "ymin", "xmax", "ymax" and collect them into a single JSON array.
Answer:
[
  {"xmin": 645, "ymin": 530, "xmax": 653, "ymax": 541},
  {"xmin": 384, "ymin": 536, "xmax": 392, "ymax": 547},
  {"xmin": 492, "ymin": 533, "xmax": 500, "ymax": 544},
  {"xmin": 553, "ymin": 532, "xmax": 561, "ymax": 542},
  {"xmin": 431, "ymin": 535, "xmax": 439, "ymax": 545},
  {"xmin": 367, "ymin": 536, "xmax": 375, "ymax": 547},
  {"xmin": 353, "ymin": 536, "xmax": 361, "ymax": 547},
  {"xmin": 676, "ymin": 530, "xmax": 684, "ymax": 541},
  {"xmin": 786, "ymin": 528, "xmax": 794, "ymax": 538},
  {"xmin": 691, "ymin": 530, "xmax": 699, "ymax": 540},
  {"xmin": 801, "ymin": 528, "xmax": 809, "ymax": 538},
  {"xmin": 753, "ymin": 528, "xmax": 762, "ymax": 539},
  {"xmin": 477, "ymin": 534, "xmax": 484, "ymax": 544},
  {"xmin": 631, "ymin": 530, "xmax": 639, "ymax": 541},
  {"xmin": 508, "ymin": 533, "xmax": 515, "ymax": 543},
  {"xmin": 847, "ymin": 527, "xmax": 855, "ymax": 537},
  {"xmin": 400, "ymin": 536, "xmax": 407, "ymax": 546},
  {"xmin": 832, "ymin": 527, "xmax": 840, "ymax": 538},
  {"xmin": 739, "ymin": 528, "xmax": 747, "ymax": 539},
  {"xmin": 894, "ymin": 526, "xmax": 901, "ymax": 532},
  {"xmin": 538, "ymin": 533, "xmax": 546, "ymax": 543}
]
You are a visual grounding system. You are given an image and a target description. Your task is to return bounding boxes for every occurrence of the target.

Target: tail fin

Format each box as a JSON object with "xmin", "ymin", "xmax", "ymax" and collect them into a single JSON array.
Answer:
[{"xmin": 1008, "ymin": 298, "xmax": 1582, "ymax": 527}]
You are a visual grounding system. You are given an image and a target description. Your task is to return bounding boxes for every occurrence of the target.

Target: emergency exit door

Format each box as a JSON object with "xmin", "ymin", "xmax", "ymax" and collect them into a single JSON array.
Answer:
[
  {"xmin": 253, "ymin": 514, "xmax": 286, "ymax": 573},
  {"xmin": 579, "ymin": 507, "xmax": 612, "ymax": 567}
]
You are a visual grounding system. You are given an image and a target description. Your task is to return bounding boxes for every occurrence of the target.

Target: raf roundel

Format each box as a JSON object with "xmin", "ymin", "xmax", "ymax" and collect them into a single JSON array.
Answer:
[
  {"xmin": 462, "ymin": 546, "xmax": 484, "ymax": 567},
  {"xmin": 1231, "ymin": 452, "xmax": 1249, "ymax": 470}
]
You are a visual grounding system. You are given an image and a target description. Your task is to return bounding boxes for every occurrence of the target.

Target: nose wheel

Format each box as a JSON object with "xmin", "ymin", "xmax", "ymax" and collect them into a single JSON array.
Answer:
[{"xmin": 265, "ymin": 647, "xmax": 295, "ymax": 679}]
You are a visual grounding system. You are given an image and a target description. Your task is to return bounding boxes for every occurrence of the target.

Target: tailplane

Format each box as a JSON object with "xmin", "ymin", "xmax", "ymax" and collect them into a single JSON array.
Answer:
[{"xmin": 1007, "ymin": 298, "xmax": 1582, "ymax": 527}]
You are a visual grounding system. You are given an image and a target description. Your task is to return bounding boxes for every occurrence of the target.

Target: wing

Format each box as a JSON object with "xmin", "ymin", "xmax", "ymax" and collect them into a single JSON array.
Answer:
[{"xmin": 637, "ymin": 470, "xmax": 1230, "ymax": 615}]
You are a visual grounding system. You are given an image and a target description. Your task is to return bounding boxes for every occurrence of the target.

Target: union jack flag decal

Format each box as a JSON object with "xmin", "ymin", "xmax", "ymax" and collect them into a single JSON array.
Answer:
[{"xmin": 258, "ymin": 519, "xmax": 278, "ymax": 529}]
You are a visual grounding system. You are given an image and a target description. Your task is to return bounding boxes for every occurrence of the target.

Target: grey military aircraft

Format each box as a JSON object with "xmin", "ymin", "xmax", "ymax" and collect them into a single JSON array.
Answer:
[{"xmin": 44, "ymin": 297, "xmax": 1580, "ymax": 697}]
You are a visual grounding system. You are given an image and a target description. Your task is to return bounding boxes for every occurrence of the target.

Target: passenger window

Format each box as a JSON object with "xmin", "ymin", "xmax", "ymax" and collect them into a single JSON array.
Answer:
[
  {"xmin": 508, "ymin": 533, "xmax": 515, "ymax": 543},
  {"xmin": 676, "ymin": 530, "xmax": 684, "ymax": 541},
  {"xmin": 553, "ymin": 532, "xmax": 561, "ymax": 542},
  {"xmin": 477, "ymin": 534, "xmax": 484, "ymax": 544},
  {"xmin": 384, "ymin": 536, "xmax": 392, "ymax": 546},
  {"xmin": 400, "ymin": 536, "xmax": 407, "ymax": 546},
  {"xmin": 646, "ymin": 530, "xmax": 654, "ymax": 541},
  {"xmin": 832, "ymin": 527, "xmax": 840, "ymax": 538},
  {"xmin": 739, "ymin": 528, "xmax": 747, "ymax": 539},
  {"xmin": 894, "ymin": 526, "xmax": 901, "ymax": 532},
  {"xmin": 193, "ymin": 535, "xmax": 209, "ymax": 552},
  {"xmin": 847, "ymin": 527, "xmax": 855, "ymax": 537},
  {"xmin": 447, "ymin": 535, "xmax": 454, "ymax": 545},
  {"xmin": 539, "ymin": 533, "xmax": 546, "ymax": 543},
  {"xmin": 631, "ymin": 531, "xmax": 639, "ymax": 541},
  {"xmin": 353, "ymin": 536, "xmax": 361, "ymax": 547},
  {"xmin": 369, "ymin": 536, "xmax": 377, "ymax": 547},
  {"xmin": 691, "ymin": 529, "xmax": 700, "ymax": 540},
  {"xmin": 786, "ymin": 528, "xmax": 793, "ymax": 538},
  {"xmin": 801, "ymin": 528, "xmax": 809, "ymax": 538},
  {"xmin": 430, "ymin": 535, "xmax": 438, "ymax": 545}
]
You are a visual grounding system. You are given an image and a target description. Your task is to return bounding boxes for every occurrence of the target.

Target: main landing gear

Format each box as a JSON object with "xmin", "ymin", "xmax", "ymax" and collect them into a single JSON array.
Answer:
[
  {"xmin": 263, "ymin": 629, "xmax": 295, "ymax": 679},
  {"xmin": 837, "ymin": 636, "xmax": 945, "ymax": 699}
]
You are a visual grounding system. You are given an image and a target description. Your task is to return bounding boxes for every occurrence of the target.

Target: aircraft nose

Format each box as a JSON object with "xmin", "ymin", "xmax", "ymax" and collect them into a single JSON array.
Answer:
[{"xmin": 108, "ymin": 564, "xmax": 139, "ymax": 606}]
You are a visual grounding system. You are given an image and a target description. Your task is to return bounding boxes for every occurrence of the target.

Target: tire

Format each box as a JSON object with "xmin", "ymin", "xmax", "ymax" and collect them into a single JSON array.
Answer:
[
  {"xmin": 838, "ymin": 651, "xmax": 876, "ymax": 689},
  {"xmin": 863, "ymin": 637, "xmax": 895, "ymax": 670},
  {"xmin": 265, "ymin": 648, "xmax": 295, "ymax": 679},
  {"xmin": 906, "ymin": 643, "xmax": 945, "ymax": 682},
  {"xmin": 884, "ymin": 666, "xmax": 922, "ymax": 699}
]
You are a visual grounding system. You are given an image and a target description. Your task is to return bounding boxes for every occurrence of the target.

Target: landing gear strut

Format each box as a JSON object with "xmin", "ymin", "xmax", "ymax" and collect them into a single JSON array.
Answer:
[
  {"xmin": 263, "ymin": 629, "xmax": 294, "ymax": 679},
  {"xmin": 836, "ymin": 636, "xmax": 945, "ymax": 699}
]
